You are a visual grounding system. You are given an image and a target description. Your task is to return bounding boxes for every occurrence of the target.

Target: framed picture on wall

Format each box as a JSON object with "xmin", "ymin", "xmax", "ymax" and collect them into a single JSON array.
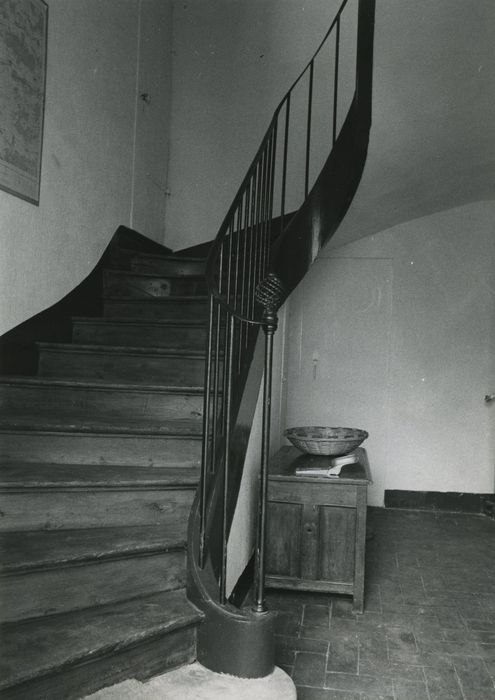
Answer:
[{"xmin": 0, "ymin": 0, "xmax": 48, "ymax": 205}]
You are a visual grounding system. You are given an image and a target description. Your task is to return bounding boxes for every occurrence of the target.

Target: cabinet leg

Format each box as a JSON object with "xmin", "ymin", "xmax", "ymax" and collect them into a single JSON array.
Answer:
[{"xmin": 353, "ymin": 591, "xmax": 364, "ymax": 614}]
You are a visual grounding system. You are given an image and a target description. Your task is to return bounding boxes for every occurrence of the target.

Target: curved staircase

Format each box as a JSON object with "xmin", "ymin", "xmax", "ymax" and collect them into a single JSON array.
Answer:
[
  {"xmin": 0, "ymin": 0, "xmax": 376, "ymax": 695},
  {"xmin": 0, "ymin": 247, "xmax": 208, "ymax": 699}
]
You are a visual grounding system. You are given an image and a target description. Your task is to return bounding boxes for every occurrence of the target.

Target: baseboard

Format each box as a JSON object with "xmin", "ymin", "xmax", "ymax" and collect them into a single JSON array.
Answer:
[{"xmin": 384, "ymin": 490, "xmax": 495, "ymax": 518}]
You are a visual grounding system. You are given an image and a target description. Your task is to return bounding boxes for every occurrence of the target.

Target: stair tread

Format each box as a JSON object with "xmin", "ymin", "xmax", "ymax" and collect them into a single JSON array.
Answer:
[
  {"xmin": 73, "ymin": 317, "xmax": 207, "ymax": 327},
  {"xmin": 0, "ymin": 462, "xmax": 199, "ymax": 488},
  {"xmin": 37, "ymin": 342, "xmax": 207, "ymax": 358},
  {"xmin": 130, "ymin": 252, "xmax": 204, "ymax": 263},
  {"xmin": 105, "ymin": 269, "xmax": 205, "ymax": 280},
  {"xmin": 105, "ymin": 295, "xmax": 207, "ymax": 302},
  {"xmin": 0, "ymin": 412, "xmax": 203, "ymax": 435},
  {"xmin": 0, "ymin": 376, "xmax": 204, "ymax": 394},
  {"xmin": 0, "ymin": 588, "xmax": 202, "ymax": 691},
  {"xmin": 0, "ymin": 525, "xmax": 187, "ymax": 574}
]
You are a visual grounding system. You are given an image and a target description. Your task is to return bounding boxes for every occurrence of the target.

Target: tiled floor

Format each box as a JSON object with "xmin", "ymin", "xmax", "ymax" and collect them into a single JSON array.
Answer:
[{"xmin": 266, "ymin": 507, "xmax": 495, "ymax": 700}]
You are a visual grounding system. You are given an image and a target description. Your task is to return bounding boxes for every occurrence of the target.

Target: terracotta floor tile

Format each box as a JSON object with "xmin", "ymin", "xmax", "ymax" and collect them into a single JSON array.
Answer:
[{"xmin": 268, "ymin": 508, "xmax": 495, "ymax": 697}]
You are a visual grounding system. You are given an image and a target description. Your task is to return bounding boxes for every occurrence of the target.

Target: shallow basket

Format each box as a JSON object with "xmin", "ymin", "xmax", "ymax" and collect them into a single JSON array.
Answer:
[{"xmin": 284, "ymin": 426, "xmax": 368, "ymax": 456}]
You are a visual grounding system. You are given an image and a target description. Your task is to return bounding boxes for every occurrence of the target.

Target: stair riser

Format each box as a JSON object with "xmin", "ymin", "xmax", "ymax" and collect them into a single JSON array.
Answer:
[
  {"xmin": 0, "ymin": 487, "xmax": 195, "ymax": 531},
  {"xmin": 0, "ymin": 432, "xmax": 202, "ymax": 467},
  {"xmin": 104, "ymin": 299, "xmax": 208, "ymax": 320},
  {"xmin": 0, "ymin": 625, "xmax": 197, "ymax": 700},
  {"xmin": 38, "ymin": 348, "xmax": 206, "ymax": 385},
  {"xmin": 130, "ymin": 256, "xmax": 205, "ymax": 276},
  {"xmin": 0, "ymin": 385, "xmax": 203, "ymax": 421},
  {"xmin": 73, "ymin": 320, "xmax": 207, "ymax": 350},
  {"xmin": 1, "ymin": 550, "xmax": 186, "ymax": 622},
  {"xmin": 103, "ymin": 271, "xmax": 206, "ymax": 299}
]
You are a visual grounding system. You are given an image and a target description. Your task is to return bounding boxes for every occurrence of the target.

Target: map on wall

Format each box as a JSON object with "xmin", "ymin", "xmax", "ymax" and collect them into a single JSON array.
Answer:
[{"xmin": 0, "ymin": 0, "xmax": 48, "ymax": 204}]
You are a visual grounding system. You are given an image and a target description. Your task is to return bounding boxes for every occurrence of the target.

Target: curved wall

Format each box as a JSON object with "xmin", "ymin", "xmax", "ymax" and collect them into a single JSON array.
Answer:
[{"xmin": 330, "ymin": 0, "xmax": 495, "ymax": 249}]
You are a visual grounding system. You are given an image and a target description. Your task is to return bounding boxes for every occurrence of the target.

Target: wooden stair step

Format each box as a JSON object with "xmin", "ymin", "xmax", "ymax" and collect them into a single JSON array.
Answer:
[
  {"xmin": 37, "ymin": 342, "xmax": 207, "ymax": 385},
  {"xmin": 0, "ymin": 407, "xmax": 202, "ymax": 467},
  {"xmin": 0, "ymin": 412, "xmax": 203, "ymax": 435},
  {"xmin": 0, "ymin": 588, "xmax": 202, "ymax": 700},
  {"xmin": 129, "ymin": 253, "xmax": 205, "ymax": 276},
  {"xmin": 0, "ymin": 463, "xmax": 199, "ymax": 531},
  {"xmin": 0, "ymin": 524, "xmax": 186, "ymax": 573},
  {"xmin": 0, "ymin": 525, "xmax": 188, "ymax": 622},
  {"xmin": 107, "ymin": 242, "xmax": 171, "ymax": 270},
  {"xmin": 0, "ymin": 430, "xmax": 201, "ymax": 469},
  {"xmin": 104, "ymin": 296, "xmax": 208, "ymax": 321},
  {"xmin": 0, "ymin": 377, "xmax": 204, "ymax": 421},
  {"xmin": 72, "ymin": 317, "xmax": 208, "ymax": 349},
  {"xmin": 0, "ymin": 462, "xmax": 200, "ymax": 488},
  {"xmin": 103, "ymin": 269, "xmax": 206, "ymax": 299}
]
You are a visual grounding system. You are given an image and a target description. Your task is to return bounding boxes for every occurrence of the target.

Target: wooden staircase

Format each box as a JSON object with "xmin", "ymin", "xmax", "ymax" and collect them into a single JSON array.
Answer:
[{"xmin": 0, "ymin": 248, "xmax": 209, "ymax": 699}]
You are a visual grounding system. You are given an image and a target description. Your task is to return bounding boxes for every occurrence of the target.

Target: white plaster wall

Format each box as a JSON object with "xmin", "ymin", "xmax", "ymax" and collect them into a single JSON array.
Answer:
[
  {"xmin": 285, "ymin": 258, "xmax": 393, "ymax": 506},
  {"xmin": 0, "ymin": 0, "xmax": 173, "ymax": 335},
  {"xmin": 131, "ymin": 0, "xmax": 173, "ymax": 241},
  {"xmin": 285, "ymin": 201, "xmax": 495, "ymax": 504}
]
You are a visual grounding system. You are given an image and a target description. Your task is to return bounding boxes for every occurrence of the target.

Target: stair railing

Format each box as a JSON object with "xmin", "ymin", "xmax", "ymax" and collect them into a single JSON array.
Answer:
[{"xmin": 190, "ymin": 0, "xmax": 375, "ymax": 676}]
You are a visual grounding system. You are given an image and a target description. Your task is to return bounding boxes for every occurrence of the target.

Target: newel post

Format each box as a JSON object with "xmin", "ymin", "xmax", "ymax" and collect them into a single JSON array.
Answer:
[{"xmin": 253, "ymin": 273, "xmax": 285, "ymax": 614}]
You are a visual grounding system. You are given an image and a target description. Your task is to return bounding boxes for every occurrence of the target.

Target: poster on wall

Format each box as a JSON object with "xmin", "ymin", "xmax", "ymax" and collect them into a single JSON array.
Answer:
[{"xmin": 0, "ymin": 0, "xmax": 48, "ymax": 205}]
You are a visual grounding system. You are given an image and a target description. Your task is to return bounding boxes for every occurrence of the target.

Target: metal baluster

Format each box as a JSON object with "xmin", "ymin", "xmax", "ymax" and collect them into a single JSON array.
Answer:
[
  {"xmin": 259, "ymin": 139, "xmax": 270, "ymax": 282},
  {"xmin": 253, "ymin": 274, "xmax": 284, "ymax": 613},
  {"xmin": 305, "ymin": 60, "xmax": 314, "ymax": 198},
  {"xmin": 199, "ymin": 294, "xmax": 215, "ymax": 568},
  {"xmin": 255, "ymin": 154, "xmax": 264, "ymax": 296},
  {"xmin": 247, "ymin": 165, "xmax": 258, "ymax": 324},
  {"xmin": 240, "ymin": 185, "xmax": 251, "ymax": 357},
  {"xmin": 266, "ymin": 122, "xmax": 278, "ymax": 272},
  {"xmin": 234, "ymin": 203, "xmax": 242, "ymax": 366},
  {"xmin": 280, "ymin": 95, "xmax": 291, "ymax": 236},
  {"xmin": 333, "ymin": 16, "xmax": 340, "ymax": 145},
  {"xmin": 220, "ymin": 314, "xmax": 235, "ymax": 604},
  {"xmin": 211, "ymin": 244, "xmax": 224, "ymax": 466}
]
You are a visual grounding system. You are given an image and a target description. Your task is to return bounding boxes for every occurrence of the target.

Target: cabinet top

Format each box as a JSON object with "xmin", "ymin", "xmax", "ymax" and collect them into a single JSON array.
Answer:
[{"xmin": 269, "ymin": 446, "xmax": 372, "ymax": 484}]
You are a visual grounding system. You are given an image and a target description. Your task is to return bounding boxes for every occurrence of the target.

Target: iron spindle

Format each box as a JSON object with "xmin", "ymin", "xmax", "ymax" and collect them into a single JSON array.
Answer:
[
  {"xmin": 247, "ymin": 168, "xmax": 257, "ymax": 323},
  {"xmin": 266, "ymin": 122, "xmax": 278, "ymax": 267},
  {"xmin": 305, "ymin": 60, "xmax": 314, "ymax": 198},
  {"xmin": 211, "ymin": 301, "xmax": 222, "ymax": 468},
  {"xmin": 253, "ymin": 299, "xmax": 278, "ymax": 613},
  {"xmin": 259, "ymin": 140, "xmax": 270, "ymax": 279},
  {"xmin": 254, "ymin": 155, "xmax": 264, "ymax": 294},
  {"xmin": 281, "ymin": 95, "xmax": 291, "ymax": 235},
  {"xmin": 199, "ymin": 294, "xmax": 215, "ymax": 568},
  {"xmin": 333, "ymin": 17, "xmax": 340, "ymax": 145},
  {"xmin": 220, "ymin": 314, "xmax": 235, "ymax": 604},
  {"xmin": 240, "ymin": 185, "xmax": 250, "ymax": 353}
]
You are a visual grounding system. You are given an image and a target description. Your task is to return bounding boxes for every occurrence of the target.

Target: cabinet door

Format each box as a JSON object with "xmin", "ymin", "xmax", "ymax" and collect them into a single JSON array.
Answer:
[
  {"xmin": 318, "ymin": 506, "xmax": 356, "ymax": 583},
  {"xmin": 266, "ymin": 501, "xmax": 302, "ymax": 577}
]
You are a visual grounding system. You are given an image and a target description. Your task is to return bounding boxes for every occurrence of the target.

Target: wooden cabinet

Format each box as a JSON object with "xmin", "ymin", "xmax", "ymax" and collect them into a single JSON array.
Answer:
[{"xmin": 266, "ymin": 446, "xmax": 371, "ymax": 612}]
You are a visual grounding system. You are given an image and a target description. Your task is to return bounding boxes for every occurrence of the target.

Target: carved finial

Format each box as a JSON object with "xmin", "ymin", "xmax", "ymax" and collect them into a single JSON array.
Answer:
[{"xmin": 255, "ymin": 273, "xmax": 285, "ymax": 312}]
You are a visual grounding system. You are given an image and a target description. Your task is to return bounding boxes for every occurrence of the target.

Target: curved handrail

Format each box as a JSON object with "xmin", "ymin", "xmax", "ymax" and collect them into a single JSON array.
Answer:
[
  {"xmin": 188, "ymin": 0, "xmax": 375, "ymax": 678},
  {"xmin": 205, "ymin": 0, "xmax": 351, "ymax": 313}
]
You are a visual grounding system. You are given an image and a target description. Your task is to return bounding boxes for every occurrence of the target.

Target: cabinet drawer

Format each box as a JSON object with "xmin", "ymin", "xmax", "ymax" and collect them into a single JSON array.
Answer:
[{"xmin": 267, "ymin": 479, "xmax": 357, "ymax": 507}]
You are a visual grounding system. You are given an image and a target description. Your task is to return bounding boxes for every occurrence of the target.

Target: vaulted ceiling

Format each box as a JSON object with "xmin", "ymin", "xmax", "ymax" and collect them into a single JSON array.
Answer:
[{"xmin": 329, "ymin": 0, "xmax": 495, "ymax": 248}]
